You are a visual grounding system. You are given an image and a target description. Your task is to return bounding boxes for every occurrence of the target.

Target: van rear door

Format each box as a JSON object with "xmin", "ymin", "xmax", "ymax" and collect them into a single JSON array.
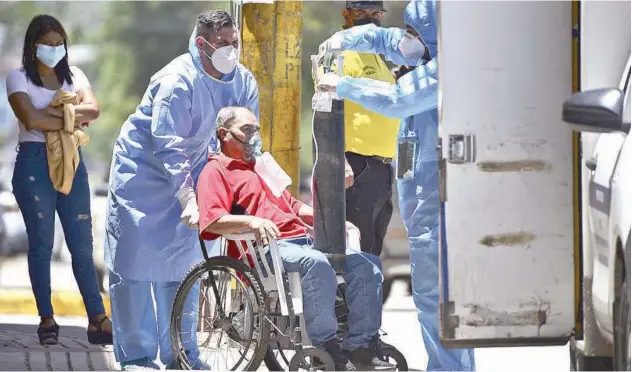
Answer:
[{"xmin": 437, "ymin": 1, "xmax": 576, "ymax": 347}]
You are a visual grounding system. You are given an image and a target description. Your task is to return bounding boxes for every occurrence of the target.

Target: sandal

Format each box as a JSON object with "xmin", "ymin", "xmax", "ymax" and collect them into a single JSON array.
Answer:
[
  {"xmin": 37, "ymin": 319, "xmax": 59, "ymax": 345},
  {"xmin": 87, "ymin": 316, "xmax": 113, "ymax": 345}
]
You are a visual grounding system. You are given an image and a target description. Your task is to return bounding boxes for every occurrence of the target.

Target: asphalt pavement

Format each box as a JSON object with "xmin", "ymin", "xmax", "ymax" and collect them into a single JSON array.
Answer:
[{"xmin": 0, "ymin": 265, "xmax": 571, "ymax": 371}]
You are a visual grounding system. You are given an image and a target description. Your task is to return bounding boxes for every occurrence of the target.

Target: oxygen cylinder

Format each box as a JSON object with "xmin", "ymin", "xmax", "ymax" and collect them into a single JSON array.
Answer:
[{"xmin": 311, "ymin": 54, "xmax": 346, "ymax": 274}]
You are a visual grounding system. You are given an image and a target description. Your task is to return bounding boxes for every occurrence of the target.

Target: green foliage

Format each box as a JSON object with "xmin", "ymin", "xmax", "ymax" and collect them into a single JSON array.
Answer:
[
  {"xmin": 1, "ymin": 0, "xmax": 408, "ymax": 173},
  {"xmin": 83, "ymin": 1, "xmax": 223, "ymax": 164}
]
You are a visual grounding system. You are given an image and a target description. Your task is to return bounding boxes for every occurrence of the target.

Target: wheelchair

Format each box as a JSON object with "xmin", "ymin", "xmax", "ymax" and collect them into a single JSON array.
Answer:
[{"xmin": 169, "ymin": 231, "xmax": 408, "ymax": 371}]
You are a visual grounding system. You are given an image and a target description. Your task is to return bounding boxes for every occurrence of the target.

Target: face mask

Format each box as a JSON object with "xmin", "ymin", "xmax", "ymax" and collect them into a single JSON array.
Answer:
[
  {"xmin": 353, "ymin": 17, "xmax": 381, "ymax": 27},
  {"xmin": 398, "ymin": 33, "xmax": 427, "ymax": 60},
  {"xmin": 232, "ymin": 130, "xmax": 262, "ymax": 161},
  {"xmin": 36, "ymin": 44, "xmax": 66, "ymax": 68},
  {"xmin": 200, "ymin": 38, "xmax": 238, "ymax": 74}
]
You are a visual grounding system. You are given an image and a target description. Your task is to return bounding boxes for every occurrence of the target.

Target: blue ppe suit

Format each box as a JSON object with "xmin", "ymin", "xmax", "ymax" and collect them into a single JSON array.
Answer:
[
  {"xmin": 333, "ymin": 1, "xmax": 475, "ymax": 370},
  {"xmin": 104, "ymin": 26, "xmax": 259, "ymax": 365}
]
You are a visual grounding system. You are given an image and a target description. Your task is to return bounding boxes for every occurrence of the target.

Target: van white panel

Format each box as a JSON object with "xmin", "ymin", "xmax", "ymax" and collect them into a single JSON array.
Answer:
[{"xmin": 437, "ymin": 1, "xmax": 575, "ymax": 347}]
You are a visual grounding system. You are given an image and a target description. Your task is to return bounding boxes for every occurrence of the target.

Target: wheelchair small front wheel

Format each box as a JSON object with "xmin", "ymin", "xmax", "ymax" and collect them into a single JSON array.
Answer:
[
  {"xmin": 170, "ymin": 256, "xmax": 271, "ymax": 371},
  {"xmin": 289, "ymin": 347, "xmax": 336, "ymax": 371},
  {"xmin": 378, "ymin": 342, "xmax": 408, "ymax": 371}
]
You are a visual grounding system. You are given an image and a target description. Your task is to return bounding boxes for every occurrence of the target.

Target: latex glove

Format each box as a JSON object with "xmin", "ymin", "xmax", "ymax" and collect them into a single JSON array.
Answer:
[
  {"xmin": 176, "ymin": 187, "xmax": 199, "ymax": 229},
  {"xmin": 318, "ymin": 32, "xmax": 344, "ymax": 62},
  {"xmin": 317, "ymin": 73, "xmax": 342, "ymax": 93},
  {"xmin": 344, "ymin": 158, "xmax": 354, "ymax": 189}
]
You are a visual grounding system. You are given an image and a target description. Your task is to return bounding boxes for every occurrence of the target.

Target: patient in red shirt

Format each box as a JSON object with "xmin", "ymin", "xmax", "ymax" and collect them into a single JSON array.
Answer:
[{"xmin": 197, "ymin": 107, "xmax": 392, "ymax": 371}]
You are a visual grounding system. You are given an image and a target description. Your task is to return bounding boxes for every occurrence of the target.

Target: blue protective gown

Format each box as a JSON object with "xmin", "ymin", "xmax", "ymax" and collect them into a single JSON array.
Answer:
[
  {"xmin": 104, "ymin": 27, "xmax": 259, "ymax": 365},
  {"xmin": 105, "ymin": 29, "xmax": 259, "ymax": 282},
  {"xmin": 334, "ymin": 1, "xmax": 476, "ymax": 370}
]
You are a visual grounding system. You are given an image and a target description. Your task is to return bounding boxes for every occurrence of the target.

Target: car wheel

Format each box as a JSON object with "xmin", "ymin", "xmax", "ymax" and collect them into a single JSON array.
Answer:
[
  {"xmin": 569, "ymin": 337, "xmax": 613, "ymax": 371},
  {"xmin": 614, "ymin": 236, "xmax": 631, "ymax": 371}
]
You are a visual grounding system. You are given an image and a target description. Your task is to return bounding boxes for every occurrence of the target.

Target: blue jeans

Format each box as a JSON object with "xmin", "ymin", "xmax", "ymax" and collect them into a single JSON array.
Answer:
[
  {"xmin": 12, "ymin": 142, "xmax": 105, "ymax": 318},
  {"xmin": 275, "ymin": 237, "xmax": 383, "ymax": 349}
]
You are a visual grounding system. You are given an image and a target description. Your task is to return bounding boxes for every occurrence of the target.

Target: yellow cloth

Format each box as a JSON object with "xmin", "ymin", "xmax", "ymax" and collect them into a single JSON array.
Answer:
[
  {"xmin": 316, "ymin": 51, "xmax": 400, "ymax": 158},
  {"xmin": 45, "ymin": 90, "xmax": 90, "ymax": 195}
]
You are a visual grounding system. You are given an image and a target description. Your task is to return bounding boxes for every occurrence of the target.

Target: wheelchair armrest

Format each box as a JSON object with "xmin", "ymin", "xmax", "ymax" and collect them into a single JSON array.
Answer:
[
  {"xmin": 219, "ymin": 230, "xmax": 284, "ymax": 277},
  {"xmin": 219, "ymin": 230, "xmax": 288, "ymax": 313},
  {"xmin": 222, "ymin": 232, "xmax": 257, "ymax": 241}
]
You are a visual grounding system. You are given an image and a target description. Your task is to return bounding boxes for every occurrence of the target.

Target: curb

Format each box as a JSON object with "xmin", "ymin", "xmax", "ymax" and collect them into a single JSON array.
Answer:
[{"xmin": 0, "ymin": 289, "xmax": 111, "ymax": 317}]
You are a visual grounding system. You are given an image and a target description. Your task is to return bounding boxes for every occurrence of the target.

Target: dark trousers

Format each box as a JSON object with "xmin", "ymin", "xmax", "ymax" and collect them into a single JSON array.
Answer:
[{"xmin": 345, "ymin": 152, "xmax": 394, "ymax": 257}]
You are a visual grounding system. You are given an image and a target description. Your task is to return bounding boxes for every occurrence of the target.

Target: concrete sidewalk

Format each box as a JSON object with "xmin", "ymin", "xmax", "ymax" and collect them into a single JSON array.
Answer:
[{"xmin": 0, "ymin": 319, "xmax": 115, "ymax": 371}]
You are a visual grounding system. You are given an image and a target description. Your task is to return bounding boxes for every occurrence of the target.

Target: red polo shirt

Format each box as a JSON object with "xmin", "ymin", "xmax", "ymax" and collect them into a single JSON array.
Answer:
[{"xmin": 197, "ymin": 154, "xmax": 307, "ymax": 259}]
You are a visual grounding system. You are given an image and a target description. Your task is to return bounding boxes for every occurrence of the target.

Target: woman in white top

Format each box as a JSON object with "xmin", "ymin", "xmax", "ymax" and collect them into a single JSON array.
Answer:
[{"xmin": 6, "ymin": 14, "xmax": 112, "ymax": 346}]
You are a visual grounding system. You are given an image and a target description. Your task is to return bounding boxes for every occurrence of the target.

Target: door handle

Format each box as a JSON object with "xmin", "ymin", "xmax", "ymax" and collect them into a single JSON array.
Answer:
[{"xmin": 585, "ymin": 156, "xmax": 597, "ymax": 171}]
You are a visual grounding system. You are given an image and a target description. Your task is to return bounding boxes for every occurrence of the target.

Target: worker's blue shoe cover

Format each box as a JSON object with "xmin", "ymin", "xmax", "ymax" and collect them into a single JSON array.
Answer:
[
  {"xmin": 165, "ymin": 357, "xmax": 210, "ymax": 370},
  {"xmin": 119, "ymin": 357, "xmax": 160, "ymax": 370}
]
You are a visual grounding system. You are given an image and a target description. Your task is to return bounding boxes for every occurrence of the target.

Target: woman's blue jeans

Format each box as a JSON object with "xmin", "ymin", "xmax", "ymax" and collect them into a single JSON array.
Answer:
[{"xmin": 12, "ymin": 142, "xmax": 105, "ymax": 318}]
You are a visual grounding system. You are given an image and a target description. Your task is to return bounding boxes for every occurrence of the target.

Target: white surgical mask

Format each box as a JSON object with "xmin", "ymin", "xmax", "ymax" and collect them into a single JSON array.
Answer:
[
  {"xmin": 200, "ymin": 38, "xmax": 238, "ymax": 74},
  {"xmin": 398, "ymin": 33, "xmax": 427, "ymax": 60},
  {"xmin": 36, "ymin": 44, "xmax": 66, "ymax": 68}
]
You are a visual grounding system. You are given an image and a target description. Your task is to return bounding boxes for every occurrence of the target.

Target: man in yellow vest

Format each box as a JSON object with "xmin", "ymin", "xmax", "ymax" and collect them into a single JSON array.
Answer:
[{"xmin": 334, "ymin": 0, "xmax": 401, "ymax": 257}]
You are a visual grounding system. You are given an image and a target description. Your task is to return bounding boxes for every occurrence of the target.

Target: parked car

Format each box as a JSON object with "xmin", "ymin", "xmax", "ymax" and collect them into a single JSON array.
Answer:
[
  {"xmin": 0, "ymin": 183, "xmax": 65, "ymax": 259},
  {"xmin": 563, "ymin": 53, "xmax": 630, "ymax": 370},
  {"xmin": 0, "ymin": 160, "xmax": 108, "ymax": 293}
]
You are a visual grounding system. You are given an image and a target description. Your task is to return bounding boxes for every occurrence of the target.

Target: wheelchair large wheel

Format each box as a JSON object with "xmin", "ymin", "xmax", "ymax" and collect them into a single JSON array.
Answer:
[
  {"xmin": 170, "ymin": 256, "xmax": 271, "ymax": 371},
  {"xmin": 264, "ymin": 284, "xmax": 348, "ymax": 371}
]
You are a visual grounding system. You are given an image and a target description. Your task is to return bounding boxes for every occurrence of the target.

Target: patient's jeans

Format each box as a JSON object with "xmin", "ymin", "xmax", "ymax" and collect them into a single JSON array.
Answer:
[{"xmin": 274, "ymin": 237, "xmax": 383, "ymax": 350}]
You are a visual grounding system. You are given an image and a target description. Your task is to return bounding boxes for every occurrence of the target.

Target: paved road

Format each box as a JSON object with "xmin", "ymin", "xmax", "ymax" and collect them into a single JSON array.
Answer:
[
  {"xmin": 381, "ymin": 281, "xmax": 570, "ymax": 371},
  {"xmin": 0, "ymin": 279, "xmax": 570, "ymax": 371}
]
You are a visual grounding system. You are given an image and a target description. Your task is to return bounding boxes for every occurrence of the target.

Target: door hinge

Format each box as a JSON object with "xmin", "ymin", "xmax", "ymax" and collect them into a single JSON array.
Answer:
[
  {"xmin": 448, "ymin": 134, "xmax": 476, "ymax": 164},
  {"xmin": 572, "ymin": 24, "xmax": 580, "ymax": 40},
  {"xmin": 440, "ymin": 301, "xmax": 459, "ymax": 340}
]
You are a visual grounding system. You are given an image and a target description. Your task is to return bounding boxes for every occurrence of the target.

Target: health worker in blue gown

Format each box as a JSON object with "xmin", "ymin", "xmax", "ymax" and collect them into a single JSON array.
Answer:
[
  {"xmin": 317, "ymin": 1, "xmax": 475, "ymax": 370},
  {"xmin": 104, "ymin": 10, "xmax": 259, "ymax": 370}
]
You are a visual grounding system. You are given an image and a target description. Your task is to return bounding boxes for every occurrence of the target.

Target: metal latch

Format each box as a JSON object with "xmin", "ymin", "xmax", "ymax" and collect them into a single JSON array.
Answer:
[
  {"xmin": 437, "ymin": 137, "xmax": 447, "ymax": 202},
  {"xmin": 448, "ymin": 134, "xmax": 476, "ymax": 164}
]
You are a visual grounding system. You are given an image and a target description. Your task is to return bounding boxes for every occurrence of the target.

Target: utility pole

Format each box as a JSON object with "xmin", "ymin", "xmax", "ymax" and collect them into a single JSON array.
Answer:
[{"xmin": 240, "ymin": 0, "xmax": 303, "ymax": 196}]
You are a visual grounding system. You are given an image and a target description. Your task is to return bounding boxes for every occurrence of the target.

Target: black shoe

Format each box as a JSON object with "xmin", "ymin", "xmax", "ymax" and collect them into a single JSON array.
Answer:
[
  {"xmin": 345, "ymin": 346, "xmax": 395, "ymax": 371},
  {"xmin": 323, "ymin": 339, "xmax": 357, "ymax": 371},
  {"xmin": 37, "ymin": 318, "xmax": 59, "ymax": 346}
]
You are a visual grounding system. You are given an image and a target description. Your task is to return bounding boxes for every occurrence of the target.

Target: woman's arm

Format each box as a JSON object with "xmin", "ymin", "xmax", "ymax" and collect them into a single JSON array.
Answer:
[
  {"xmin": 73, "ymin": 87, "xmax": 100, "ymax": 124},
  {"xmin": 8, "ymin": 93, "xmax": 64, "ymax": 131},
  {"xmin": 71, "ymin": 66, "xmax": 100, "ymax": 124}
]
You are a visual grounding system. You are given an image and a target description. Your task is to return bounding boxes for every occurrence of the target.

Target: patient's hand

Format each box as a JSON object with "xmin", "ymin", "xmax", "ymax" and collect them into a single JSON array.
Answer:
[{"xmin": 248, "ymin": 216, "xmax": 281, "ymax": 247}]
